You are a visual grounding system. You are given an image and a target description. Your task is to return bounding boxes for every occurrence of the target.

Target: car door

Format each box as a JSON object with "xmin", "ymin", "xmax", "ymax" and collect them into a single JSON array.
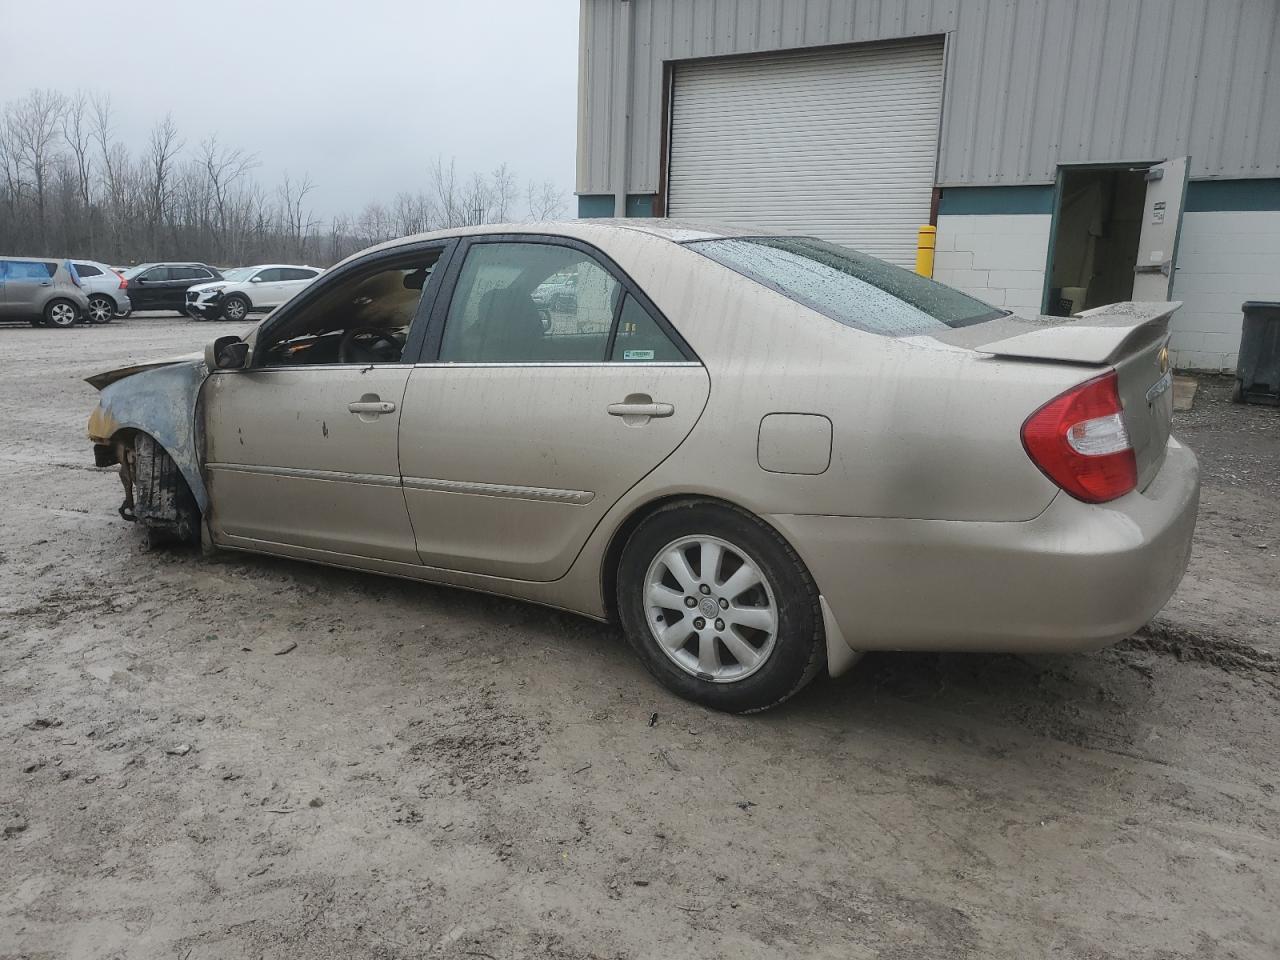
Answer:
[
  {"xmin": 201, "ymin": 241, "xmax": 454, "ymax": 563},
  {"xmin": 169, "ymin": 267, "xmax": 207, "ymax": 309},
  {"xmin": 249, "ymin": 268, "xmax": 287, "ymax": 307},
  {"xmin": 277, "ymin": 268, "xmax": 318, "ymax": 306},
  {"xmin": 399, "ymin": 236, "xmax": 710, "ymax": 581},
  {"xmin": 2, "ymin": 260, "xmax": 57, "ymax": 317},
  {"xmin": 131, "ymin": 266, "xmax": 169, "ymax": 309}
]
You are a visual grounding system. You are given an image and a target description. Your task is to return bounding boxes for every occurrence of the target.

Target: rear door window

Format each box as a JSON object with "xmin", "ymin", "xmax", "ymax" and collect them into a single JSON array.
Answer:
[
  {"xmin": 6, "ymin": 260, "xmax": 57, "ymax": 280},
  {"xmin": 439, "ymin": 242, "xmax": 621, "ymax": 363},
  {"xmin": 686, "ymin": 236, "xmax": 1006, "ymax": 336},
  {"xmin": 255, "ymin": 268, "xmax": 285, "ymax": 282}
]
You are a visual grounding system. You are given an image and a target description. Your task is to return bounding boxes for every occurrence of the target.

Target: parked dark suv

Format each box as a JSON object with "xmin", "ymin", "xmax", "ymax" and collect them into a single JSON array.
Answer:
[{"xmin": 121, "ymin": 263, "xmax": 223, "ymax": 312}]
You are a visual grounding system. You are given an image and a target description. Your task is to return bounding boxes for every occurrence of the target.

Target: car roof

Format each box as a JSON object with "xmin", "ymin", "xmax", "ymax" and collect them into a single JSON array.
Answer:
[{"xmin": 335, "ymin": 218, "xmax": 785, "ymax": 271}]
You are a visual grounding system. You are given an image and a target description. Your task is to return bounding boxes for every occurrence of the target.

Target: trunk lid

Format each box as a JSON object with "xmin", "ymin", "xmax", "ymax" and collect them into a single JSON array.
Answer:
[{"xmin": 938, "ymin": 301, "xmax": 1178, "ymax": 492}]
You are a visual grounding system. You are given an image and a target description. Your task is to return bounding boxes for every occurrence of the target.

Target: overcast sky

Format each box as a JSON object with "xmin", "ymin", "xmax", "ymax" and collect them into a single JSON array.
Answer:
[{"xmin": 0, "ymin": 0, "xmax": 580, "ymax": 219}]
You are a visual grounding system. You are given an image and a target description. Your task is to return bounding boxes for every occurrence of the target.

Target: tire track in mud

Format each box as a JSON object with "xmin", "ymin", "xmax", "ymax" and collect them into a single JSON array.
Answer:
[{"xmin": 1123, "ymin": 622, "xmax": 1280, "ymax": 680}]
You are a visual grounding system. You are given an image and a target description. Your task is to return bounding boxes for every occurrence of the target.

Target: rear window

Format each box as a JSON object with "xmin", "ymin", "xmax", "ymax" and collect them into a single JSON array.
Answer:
[{"xmin": 686, "ymin": 236, "xmax": 1006, "ymax": 336}]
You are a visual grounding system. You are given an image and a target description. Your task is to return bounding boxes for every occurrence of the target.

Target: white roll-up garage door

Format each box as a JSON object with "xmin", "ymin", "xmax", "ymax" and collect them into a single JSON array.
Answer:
[{"xmin": 667, "ymin": 38, "xmax": 945, "ymax": 268}]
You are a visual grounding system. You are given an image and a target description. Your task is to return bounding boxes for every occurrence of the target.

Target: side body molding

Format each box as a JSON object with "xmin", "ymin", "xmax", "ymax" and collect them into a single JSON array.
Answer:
[{"xmin": 88, "ymin": 360, "xmax": 211, "ymax": 512}]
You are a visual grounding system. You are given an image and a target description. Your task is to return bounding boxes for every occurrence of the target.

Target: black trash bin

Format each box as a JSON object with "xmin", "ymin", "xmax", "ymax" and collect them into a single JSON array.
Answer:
[{"xmin": 1234, "ymin": 301, "xmax": 1280, "ymax": 405}]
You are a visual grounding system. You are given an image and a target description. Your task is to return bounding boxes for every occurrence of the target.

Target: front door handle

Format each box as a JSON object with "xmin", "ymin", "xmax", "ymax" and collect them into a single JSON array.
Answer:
[
  {"xmin": 348, "ymin": 396, "xmax": 391, "ymax": 419},
  {"xmin": 607, "ymin": 394, "xmax": 674, "ymax": 425}
]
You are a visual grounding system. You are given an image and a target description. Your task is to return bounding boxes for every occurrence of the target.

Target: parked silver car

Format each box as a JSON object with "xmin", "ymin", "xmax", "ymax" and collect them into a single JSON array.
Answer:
[
  {"xmin": 84, "ymin": 221, "xmax": 1199, "ymax": 712},
  {"xmin": 71, "ymin": 260, "xmax": 132, "ymax": 324},
  {"xmin": 0, "ymin": 257, "xmax": 90, "ymax": 327}
]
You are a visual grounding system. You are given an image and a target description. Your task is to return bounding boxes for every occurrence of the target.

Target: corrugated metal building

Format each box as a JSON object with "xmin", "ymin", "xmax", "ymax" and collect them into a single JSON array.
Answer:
[{"xmin": 576, "ymin": 0, "xmax": 1280, "ymax": 370}]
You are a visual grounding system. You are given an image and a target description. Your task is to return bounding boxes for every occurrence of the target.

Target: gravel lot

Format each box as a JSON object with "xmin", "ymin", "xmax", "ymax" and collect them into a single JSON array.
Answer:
[{"xmin": 2, "ymin": 315, "xmax": 1278, "ymax": 960}]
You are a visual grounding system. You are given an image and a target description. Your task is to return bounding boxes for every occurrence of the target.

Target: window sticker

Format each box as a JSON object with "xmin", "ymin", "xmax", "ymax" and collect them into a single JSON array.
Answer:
[{"xmin": 623, "ymin": 349, "xmax": 655, "ymax": 361}]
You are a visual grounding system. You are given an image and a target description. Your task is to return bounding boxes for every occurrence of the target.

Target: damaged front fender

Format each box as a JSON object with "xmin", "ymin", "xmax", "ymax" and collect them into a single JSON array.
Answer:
[{"xmin": 86, "ymin": 359, "xmax": 210, "ymax": 513}]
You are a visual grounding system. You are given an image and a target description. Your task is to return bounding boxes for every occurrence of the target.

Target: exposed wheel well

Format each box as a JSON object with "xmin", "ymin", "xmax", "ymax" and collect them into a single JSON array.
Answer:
[{"xmin": 600, "ymin": 494, "xmax": 797, "ymax": 623}]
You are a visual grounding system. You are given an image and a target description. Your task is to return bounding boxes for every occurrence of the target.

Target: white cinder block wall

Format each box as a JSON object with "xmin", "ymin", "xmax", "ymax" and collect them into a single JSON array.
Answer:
[
  {"xmin": 936, "ymin": 208, "xmax": 1280, "ymax": 371},
  {"xmin": 933, "ymin": 214, "xmax": 1051, "ymax": 315},
  {"xmin": 1168, "ymin": 211, "xmax": 1280, "ymax": 372}
]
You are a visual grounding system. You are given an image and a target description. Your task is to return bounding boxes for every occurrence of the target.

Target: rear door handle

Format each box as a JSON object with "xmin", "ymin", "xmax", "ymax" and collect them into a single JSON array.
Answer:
[
  {"xmin": 607, "ymin": 402, "xmax": 673, "ymax": 418},
  {"xmin": 607, "ymin": 395, "xmax": 674, "ymax": 425}
]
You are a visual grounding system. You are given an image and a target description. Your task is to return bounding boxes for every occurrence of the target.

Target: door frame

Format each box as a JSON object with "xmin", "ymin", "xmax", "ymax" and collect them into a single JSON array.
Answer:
[
  {"xmin": 1040, "ymin": 160, "xmax": 1160, "ymax": 315},
  {"xmin": 248, "ymin": 238, "xmax": 460, "ymax": 368},
  {"xmin": 416, "ymin": 232, "xmax": 700, "ymax": 365}
]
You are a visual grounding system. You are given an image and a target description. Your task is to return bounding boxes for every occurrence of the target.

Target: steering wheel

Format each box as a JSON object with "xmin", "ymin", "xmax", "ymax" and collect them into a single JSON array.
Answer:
[{"xmin": 339, "ymin": 327, "xmax": 402, "ymax": 364}]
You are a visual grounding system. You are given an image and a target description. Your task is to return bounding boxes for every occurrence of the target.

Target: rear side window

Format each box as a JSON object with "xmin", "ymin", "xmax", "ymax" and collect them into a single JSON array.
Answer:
[
  {"xmin": 74, "ymin": 263, "xmax": 103, "ymax": 277},
  {"xmin": 283, "ymin": 268, "xmax": 318, "ymax": 280},
  {"xmin": 686, "ymin": 237, "xmax": 1006, "ymax": 336},
  {"xmin": 141, "ymin": 267, "xmax": 172, "ymax": 281},
  {"xmin": 171, "ymin": 266, "xmax": 203, "ymax": 281},
  {"xmin": 610, "ymin": 295, "xmax": 684, "ymax": 362},
  {"xmin": 5, "ymin": 260, "xmax": 57, "ymax": 280},
  {"xmin": 255, "ymin": 268, "xmax": 285, "ymax": 282},
  {"xmin": 440, "ymin": 242, "xmax": 621, "ymax": 363}
]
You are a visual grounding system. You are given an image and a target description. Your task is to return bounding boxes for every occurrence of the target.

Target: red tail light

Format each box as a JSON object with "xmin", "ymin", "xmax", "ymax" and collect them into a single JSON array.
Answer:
[
  {"xmin": 119, "ymin": 276, "xmax": 128, "ymax": 289},
  {"xmin": 1021, "ymin": 370, "xmax": 1137, "ymax": 503}
]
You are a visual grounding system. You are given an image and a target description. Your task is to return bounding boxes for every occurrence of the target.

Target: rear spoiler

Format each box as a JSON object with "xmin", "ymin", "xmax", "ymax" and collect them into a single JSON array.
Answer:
[{"xmin": 977, "ymin": 301, "xmax": 1180, "ymax": 365}]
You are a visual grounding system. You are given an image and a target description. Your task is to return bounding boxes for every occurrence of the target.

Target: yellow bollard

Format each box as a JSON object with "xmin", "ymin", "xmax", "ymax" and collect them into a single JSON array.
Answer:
[{"xmin": 915, "ymin": 225, "xmax": 936, "ymax": 278}]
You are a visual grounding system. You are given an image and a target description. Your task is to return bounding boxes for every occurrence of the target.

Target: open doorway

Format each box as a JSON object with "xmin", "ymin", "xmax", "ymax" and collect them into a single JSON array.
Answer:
[{"xmin": 1044, "ymin": 166, "xmax": 1149, "ymax": 317}]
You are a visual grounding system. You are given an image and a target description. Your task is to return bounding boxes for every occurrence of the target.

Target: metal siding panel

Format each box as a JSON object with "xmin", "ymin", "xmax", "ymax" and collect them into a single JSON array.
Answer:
[
  {"xmin": 667, "ymin": 39, "xmax": 945, "ymax": 266},
  {"xmin": 579, "ymin": 0, "xmax": 1280, "ymax": 198}
]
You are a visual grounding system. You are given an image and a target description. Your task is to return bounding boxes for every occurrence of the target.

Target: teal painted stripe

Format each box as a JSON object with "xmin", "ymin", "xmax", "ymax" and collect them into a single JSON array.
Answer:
[
  {"xmin": 625, "ymin": 194, "xmax": 655, "ymax": 217},
  {"xmin": 938, "ymin": 185, "xmax": 1055, "ymax": 216},
  {"xmin": 1186, "ymin": 179, "xmax": 1280, "ymax": 212},
  {"xmin": 577, "ymin": 195, "xmax": 614, "ymax": 218},
  {"xmin": 577, "ymin": 194, "xmax": 657, "ymax": 218}
]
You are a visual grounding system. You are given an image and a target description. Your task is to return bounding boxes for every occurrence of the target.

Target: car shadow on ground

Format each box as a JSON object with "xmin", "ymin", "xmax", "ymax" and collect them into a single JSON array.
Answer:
[{"xmin": 194, "ymin": 545, "xmax": 1212, "ymax": 758}]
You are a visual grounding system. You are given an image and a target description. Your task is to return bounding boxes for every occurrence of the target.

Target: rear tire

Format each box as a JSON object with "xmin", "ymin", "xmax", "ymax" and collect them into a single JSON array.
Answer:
[
  {"xmin": 44, "ymin": 299, "xmax": 79, "ymax": 328},
  {"xmin": 617, "ymin": 501, "xmax": 824, "ymax": 713},
  {"xmin": 87, "ymin": 295, "xmax": 115, "ymax": 325}
]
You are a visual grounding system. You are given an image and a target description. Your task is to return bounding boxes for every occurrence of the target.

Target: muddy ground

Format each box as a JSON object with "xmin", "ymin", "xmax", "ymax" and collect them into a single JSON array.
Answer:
[{"xmin": 2, "ymin": 316, "xmax": 1278, "ymax": 960}]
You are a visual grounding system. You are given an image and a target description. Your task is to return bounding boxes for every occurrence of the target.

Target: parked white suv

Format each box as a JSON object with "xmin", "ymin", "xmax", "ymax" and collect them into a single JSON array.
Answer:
[{"xmin": 185, "ymin": 264, "xmax": 322, "ymax": 322}]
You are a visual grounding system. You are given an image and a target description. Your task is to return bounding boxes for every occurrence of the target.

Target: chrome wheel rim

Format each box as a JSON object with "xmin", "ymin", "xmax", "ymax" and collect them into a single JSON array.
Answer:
[
  {"xmin": 88, "ymin": 298, "xmax": 112, "ymax": 322},
  {"xmin": 224, "ymin": 300, "xmax": 245, "ymax": 320},
  {"xmin": 49, "ymin": 303, "xmax": 76, "ymax": 326},
  {"xmin": 643, "ymin": 535, "xmax": 778, "ymax": 683}
]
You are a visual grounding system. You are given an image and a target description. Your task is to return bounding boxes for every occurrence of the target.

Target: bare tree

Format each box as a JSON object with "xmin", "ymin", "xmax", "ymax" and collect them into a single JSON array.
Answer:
[
  {"xmin": 5, "ymin": 89, "xmax": 67, "ymax": 248},
  {"xmin": 277, "ymin": 171, "xmax": 317, "ymax": 261},
  {"xmin": 61, "ymin": 91, "xmax": 94, "ymax": 248},
  {"xmin": 200, "ymin": 135, "xmax": 258, "ymax": 262},
  {"xmin": 526, "ymin": 179, "xmax": 566, "ymax": 221},
  {"xmin": 429, "ymin": 156, "xmax": 464, "ymax": 228},
  {"xmin": 1, "ymin": 84, "xmax": 564, "ymax": 265},
  {"xmin": 490, "ymin": 162, "xmax": 518, "ymax": 222},
  {"xmin": 144, "ymin": 114, "xmax": 183, "ymax": 255}
]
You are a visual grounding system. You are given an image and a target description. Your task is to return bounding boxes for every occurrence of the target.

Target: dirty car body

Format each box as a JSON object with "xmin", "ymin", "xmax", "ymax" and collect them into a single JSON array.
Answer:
[{"xmin": 86, "ymin": 220, "xmax": 1200, "ymax": 712}]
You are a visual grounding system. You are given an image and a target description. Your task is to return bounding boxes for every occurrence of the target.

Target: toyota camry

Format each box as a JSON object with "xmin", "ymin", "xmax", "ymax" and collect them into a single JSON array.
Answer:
[{"xmin": 85, "ymin": 221, "xmax": 1199, "ymax": 712}]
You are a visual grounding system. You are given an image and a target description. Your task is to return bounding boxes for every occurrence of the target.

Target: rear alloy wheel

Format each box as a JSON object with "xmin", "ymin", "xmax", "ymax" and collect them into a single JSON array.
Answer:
[
  {"xmin": 44, "ymin": 299, "xmax": 79, "ymax": 328},
  {"xmin": 86, "ymin": 295, "xmax": 115, "ymax": 324},
  {"xmin": 220, "ymin": 295, "xmax": 249, "ymax": 322},
  {"xmin": 617, "ymin": 502, "xmax": 824, "ymax": 713}
]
